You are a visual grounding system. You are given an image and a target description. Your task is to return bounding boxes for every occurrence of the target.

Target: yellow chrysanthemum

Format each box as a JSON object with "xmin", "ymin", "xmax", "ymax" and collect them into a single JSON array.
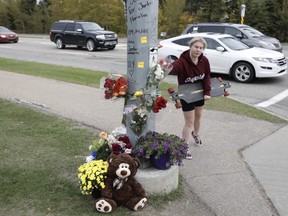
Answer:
[
  {"xmin": 100, "ymin": 182, "xmax": 105, "ymax": 189},
  {"xmin": 77, "ymin": 160, "xmax": 108, "ymax": 195}
]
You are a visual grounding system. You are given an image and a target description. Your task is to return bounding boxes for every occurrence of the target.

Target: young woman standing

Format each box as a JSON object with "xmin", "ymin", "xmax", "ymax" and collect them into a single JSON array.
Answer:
[{"xmin": 169, "ymin": 37, "xmax": 211, "ymax": 159}]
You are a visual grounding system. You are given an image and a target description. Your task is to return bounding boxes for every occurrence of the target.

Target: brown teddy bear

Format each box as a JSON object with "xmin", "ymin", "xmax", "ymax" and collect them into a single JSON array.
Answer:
[{"xmin": 94, "ymin": 153, "xmax": 147, "ymax": 213}]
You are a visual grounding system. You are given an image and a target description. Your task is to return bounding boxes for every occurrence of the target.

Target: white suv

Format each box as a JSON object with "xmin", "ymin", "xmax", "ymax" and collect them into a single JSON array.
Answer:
[{"xmin": 158, "ymin": 32, "xmax": 287, "ymax": 83}]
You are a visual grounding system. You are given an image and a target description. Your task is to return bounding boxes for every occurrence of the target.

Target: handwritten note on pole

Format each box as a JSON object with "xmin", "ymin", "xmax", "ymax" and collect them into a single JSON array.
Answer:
[{"xmin": 126, "ymin": 0, "xmax": 158, "ymax": 93}]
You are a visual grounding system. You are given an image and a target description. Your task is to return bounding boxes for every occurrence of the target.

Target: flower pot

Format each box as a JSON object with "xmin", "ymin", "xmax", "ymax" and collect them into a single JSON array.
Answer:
[{"xmin": 151, "ymin": 152, "xmax": 171, "ymax": 170}]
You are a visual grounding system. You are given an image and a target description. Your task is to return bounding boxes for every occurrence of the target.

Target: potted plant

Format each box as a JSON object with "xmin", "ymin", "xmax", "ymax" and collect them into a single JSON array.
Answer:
[
  {"xmin": 133, "ymin": 131, "xmax": 189, "ymax": 170},
  {"xmin": 78, "ymin": 160, "xmax": 108, "ymax": 198}
]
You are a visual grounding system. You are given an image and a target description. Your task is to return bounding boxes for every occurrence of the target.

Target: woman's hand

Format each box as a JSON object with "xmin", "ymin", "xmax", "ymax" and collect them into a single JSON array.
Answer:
[{"xmin": 204, "ymin": 95, "xmax": 211, "ymax": 100}]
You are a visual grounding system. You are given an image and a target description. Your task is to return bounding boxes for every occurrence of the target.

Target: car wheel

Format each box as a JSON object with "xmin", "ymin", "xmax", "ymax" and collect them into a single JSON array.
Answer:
[
  {"xmin": 107, "ymin": 45, "xmax": 116, "ymax": 50},
  {"xmin": 86, "ymin": 39, "xmax": 96, "ymax": 51},
  {"xmin": 55, "ymin": 38, "xmax": 65, "ymax": 49},
  {"xmin": 231, "ymin": 62, "xmax": 255, "ymax": 83}
]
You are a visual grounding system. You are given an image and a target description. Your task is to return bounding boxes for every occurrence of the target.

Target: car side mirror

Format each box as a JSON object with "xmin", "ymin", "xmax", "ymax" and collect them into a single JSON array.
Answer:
[
  {"xmin": 76, "ymin": 29, "xmax": 83, "ymax": 33},
  {"xmin": 216, "ymin": 47, "xmax": 225, "ymax": 52}
]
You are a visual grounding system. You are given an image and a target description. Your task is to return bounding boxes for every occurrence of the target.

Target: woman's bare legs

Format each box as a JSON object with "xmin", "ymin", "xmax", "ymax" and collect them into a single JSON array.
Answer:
[
  {"xmin": 182, "ymin": 106, "xmax": 203, "ymax": 142},
  {"xmin": 182, "ymin": 106, "xmax": 204, "ymax": 159},
  {"xmin": 193, "ymin": 106, "xmax": 203, "ymax": 136},
  {"xmin": 182, "ymin": 110, "xmax": 195, "ymax": 143}
]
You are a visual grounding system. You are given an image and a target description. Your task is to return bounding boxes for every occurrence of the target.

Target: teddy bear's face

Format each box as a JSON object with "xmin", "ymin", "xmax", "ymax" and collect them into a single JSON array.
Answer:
[
  {"xmin": 115, "ymin": 163, "xmax": 131, "ymax": 179},
  {"xmin": 107, "ymin": 154, "xmax": 140, "ymax": 179}
]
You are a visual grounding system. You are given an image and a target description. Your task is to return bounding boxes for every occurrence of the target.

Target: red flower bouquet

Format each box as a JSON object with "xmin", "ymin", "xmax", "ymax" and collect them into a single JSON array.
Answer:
[
  {"xmin": 111, "ymin": 135, "xmax": 132, "ymax": 155},
  {"xmin": 153, "ymin": 96, "xmax": 167, "ymax": 113},
  {"xmin": 103, "ymin": 76, "xmax": 128, "ymax": 99}
]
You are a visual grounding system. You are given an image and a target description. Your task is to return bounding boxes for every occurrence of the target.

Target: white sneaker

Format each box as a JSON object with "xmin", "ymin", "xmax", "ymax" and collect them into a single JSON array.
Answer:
[
  {"xmin": 185, "ymin": 149, "xmax": 193, "ymax": 160},
  {"xmin": 192, "ymin": 131, "xmax": 203, "ymax": 147}
]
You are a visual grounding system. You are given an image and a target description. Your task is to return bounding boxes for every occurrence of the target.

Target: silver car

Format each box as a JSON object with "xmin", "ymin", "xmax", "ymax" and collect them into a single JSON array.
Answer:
[{"xmin": 182, "ymin": 23, "xmax": 282, "ymax": 52}]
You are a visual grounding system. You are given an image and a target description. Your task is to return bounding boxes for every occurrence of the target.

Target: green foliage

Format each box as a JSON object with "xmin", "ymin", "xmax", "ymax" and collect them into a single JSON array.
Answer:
[
  {"xmin": 20, "ymin": 0, "xmax": 36, "ymax": 15},
  {"xmin": 197, "ymin": 0, "xmax": 227, "ymax": 22},
  {"xmin": 225, "ymin": 0, "xmax": 241, "ymax": 23},
  {"xmin": 159, "ymin": 0, "xmax": 188, "ymax": 37}
]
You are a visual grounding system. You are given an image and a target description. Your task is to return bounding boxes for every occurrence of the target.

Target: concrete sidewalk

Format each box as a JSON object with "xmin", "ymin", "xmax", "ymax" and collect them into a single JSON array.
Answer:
[{"xmin": 0, "ymin": 70, "xmax": 287, "ymax": 216}]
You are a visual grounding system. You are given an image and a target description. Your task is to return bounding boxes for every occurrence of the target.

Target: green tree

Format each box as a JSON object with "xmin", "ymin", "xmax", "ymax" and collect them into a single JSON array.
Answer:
[
  {"xmin": 21, "ymin": 0, "xmax": 36, "ymax": 15},
  {"xmin": 159, "ymin": 0, "xmax": 191, "ymax": 37},
  {"xmin": 225, "ymin": 0, "xmax": 241, "ymax": 23},
  {"xmin": 184, "ymin": 0, "xmax": 202, "ymax": 16},
  {"xmin": 277, "ymin": 0, "xmax": 288, "ymax": 41},
  {"xmin": 197, "ymin": 0, "xmax": 227, "ymax": 22},
  {"xmin": 37, "ymin": 0, "xmax": 51, "ymax": 33}
]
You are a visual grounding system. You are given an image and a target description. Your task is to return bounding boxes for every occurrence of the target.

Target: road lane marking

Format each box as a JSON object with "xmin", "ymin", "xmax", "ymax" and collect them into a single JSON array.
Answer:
[{"xmin": 255, "ymin": 89, "xmax": 288, "ymax": 107}]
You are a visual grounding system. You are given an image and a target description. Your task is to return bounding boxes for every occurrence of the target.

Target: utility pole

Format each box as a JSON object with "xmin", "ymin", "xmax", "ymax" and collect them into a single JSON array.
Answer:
[{"xmin": 123, "ymin": 0, "xmax": 159, "ymax": 146}]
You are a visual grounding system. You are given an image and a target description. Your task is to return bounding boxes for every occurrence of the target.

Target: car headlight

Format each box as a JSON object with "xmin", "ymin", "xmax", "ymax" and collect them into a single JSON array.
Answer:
[
  {"xmin": 252, "ymin": 57, "xmax": 276, "ymax": 63},
  {"xmin": 96, "ymin": 34, "xmax": 105, "ymax": 40},
  {"xmin": 114, "ymin": 33, "xmax": 118, "ymax": 38},
  {"xmin": 0, "ymin": 34, "xmax": 7, "ymax": 38},
  {"xmin": 259, "ymin": 41, "xmax": 276, "ymax": 48}
]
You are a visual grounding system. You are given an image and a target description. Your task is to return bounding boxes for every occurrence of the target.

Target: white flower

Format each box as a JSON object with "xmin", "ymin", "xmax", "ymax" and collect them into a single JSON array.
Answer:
[
  {"xmin": 123, "ymin": 104, "xmax": 138, "ymax": 114},
  {"xmin": 112, "ymin": 126, "xmax": 127, "ymax": 137},
  {"xmin": 86, "ymin": 155, "xmax": 95, "ymax": 163},
  {"xmin": 125, "ymin": 149, "xmax": 132, "ymax": 154},
  {"xmin": 106, "ymin": 134, "xmax": 118, "ymax": 148}
]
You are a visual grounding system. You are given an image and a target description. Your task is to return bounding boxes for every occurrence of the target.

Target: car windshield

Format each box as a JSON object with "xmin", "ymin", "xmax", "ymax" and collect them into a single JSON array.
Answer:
[
  {"xmin": 81, "ymin": 23, "xmax": 102, "ymax": 31},
  {"xmin": 239, "ymin": 26, "xmax": 264, "ymax": 37},
  {"xmin": 219, "ymin": 37, "xmax": 250, "ymax": 50},
  {"xmin": 0, "ymin": 27, "xmax": 11, "ymax": 32}
]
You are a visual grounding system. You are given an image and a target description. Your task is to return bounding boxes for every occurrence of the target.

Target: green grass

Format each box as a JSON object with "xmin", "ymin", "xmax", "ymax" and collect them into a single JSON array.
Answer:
[
  {"xmin": 0, "ymin": 57, "xmax": 106, "ymax": 88},
  {"xmin": 204, "ymin": 96, "xmax": 287, "ymax": 123},
  {"xmin": 0, "ymin": 99, "xmax": 184, "ymax": 216},
  {"xmin": 0, "ymin": 57, "xmax": 286, "ymax": 124},
  {"xmin": 0, "ymin": 99, "xmax": 97, "ymax": 216}
]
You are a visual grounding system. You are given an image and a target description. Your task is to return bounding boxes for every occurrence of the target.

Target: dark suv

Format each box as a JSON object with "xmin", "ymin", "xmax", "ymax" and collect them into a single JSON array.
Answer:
[
  {"xmin": 49, "ymin": 20, "xmax": 118, "ymax": 51},
  {"xmin": 182, "ymin": 23, "xmax": 282, "ymax": 52}
]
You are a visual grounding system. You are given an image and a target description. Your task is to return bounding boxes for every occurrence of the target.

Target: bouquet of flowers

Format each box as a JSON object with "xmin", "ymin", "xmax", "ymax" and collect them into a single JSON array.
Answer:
[
  {"xmin": 133, "ymin": 131, "xmax": 189, "ymax": 166},
  {"xmin": 129, "ymin": 107, "xmax": 148, "ymax": 136},
  {"xmin": 153, "ymin": 96, "xmax": 167, "ymax": 113},
  {"xmin": 132, "ymin": 90, "xmax": 167, "ymax": 114},
  {"xmin": 147, "ymin": 62, "xmax": 172, "ymax": 87},
  {"xmin": 101, "ymin": 74, "xmax": 128, "ymax": 99},
  {"xmin": 86, "ymin": 132, "xmax": 111, "ymax": 162},
  {"xmin": 78, "ymin": 160, "xmax": 108, "ymax": 195},
  {"xmin": 86, "ymin": 128, "xmax": 132, "ymax": 163}
]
